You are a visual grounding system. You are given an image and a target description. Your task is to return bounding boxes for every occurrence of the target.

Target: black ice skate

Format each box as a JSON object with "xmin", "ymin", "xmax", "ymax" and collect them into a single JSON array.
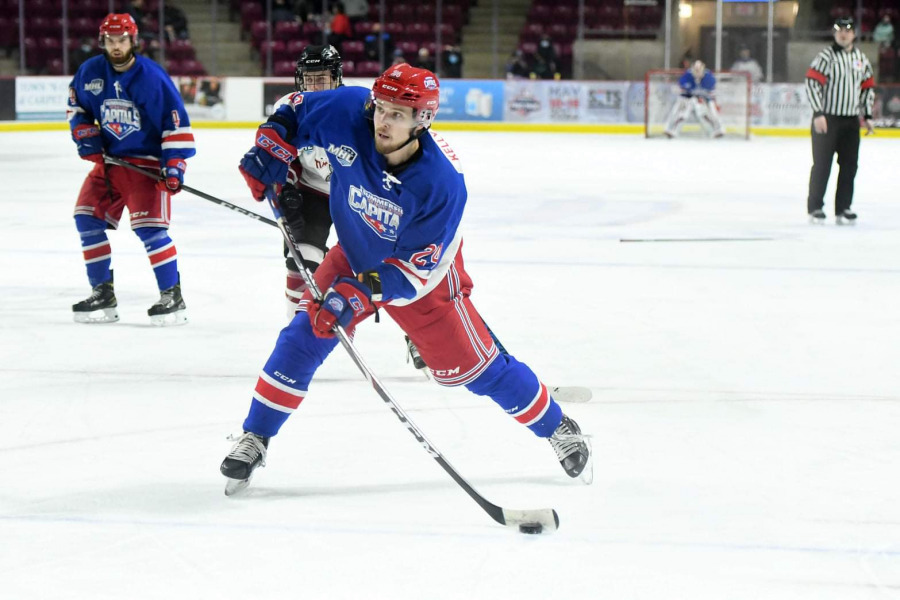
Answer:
[
  {"xmin": 221, "ymin": 432, "xmax": 269, "ymax": 496},
  {"xmin": 148, "ymin": 279, "xmax": 187, "ymax": 326},
  {"xmin": 808, "ymin": 209, "xmax": 826, "ymax": 224},
  {"xmin": 405, "ymin": 335, "xmax": 429, "ymax": 377},
  {"xmin": 72, "ymin": 273, "xmax": 119, "ymax": 324},
  {"xmin": 549, "ymin": 414, "xmax": 592, "ymax": 483},
  {"xmin": 836, "ymin": 209, "xmax": 857, "ymax": 225}
]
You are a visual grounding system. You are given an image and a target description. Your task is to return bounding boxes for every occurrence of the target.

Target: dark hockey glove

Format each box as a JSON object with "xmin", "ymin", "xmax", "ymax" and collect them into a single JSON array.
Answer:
[
  {"xmin": 239, "ymin": 122, "xmax": 297, "ymax": 200},
  {"xmin": 279, "ymin": 183, "xmax": 304, "ymax": 225},
  {"xmin": 73, "ymin": 124, "xmax": 104, "ymax": 164},
  {"xmin": 308, "ymin": 277, "xmax": 372, "ymax": 338},
  {"xmin": 157, "ymin": 158, "xmax": 186, "ymax": 194}
]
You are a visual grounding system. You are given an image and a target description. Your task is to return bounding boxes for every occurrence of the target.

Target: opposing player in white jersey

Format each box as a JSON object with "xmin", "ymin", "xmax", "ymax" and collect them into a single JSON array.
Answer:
[
  {"xmin": 277, "ymin": 45, "xmax": 341, "ymax": 314},
  {"xmin": 664, "ymin": 60, "xmax": 725, "ymax": 138}
]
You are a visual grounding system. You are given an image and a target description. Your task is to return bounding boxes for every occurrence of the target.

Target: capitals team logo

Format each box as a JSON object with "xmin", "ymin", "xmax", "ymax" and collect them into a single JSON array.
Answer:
[
  {"xmin": 327, "ymin": 143, "xmax": 358, "ymax": 167},
  {"xmin": 101, "ymin": 98, "xmax": 141, "ymax": 140},
  {"xmin": 347, "ymin": 185, "xmax": 403, "ymax": 241},
  {"xmin": 84, "ymin": 79, "xmax": 104, "ymax": 95}
]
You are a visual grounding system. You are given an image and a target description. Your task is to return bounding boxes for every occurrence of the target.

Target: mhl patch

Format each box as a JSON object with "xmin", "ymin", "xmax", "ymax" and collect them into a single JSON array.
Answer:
[
  {"xmin": 101, "ymin": 98, "xmax": 141, "ymax": 140},
  {"xmin": 347, "ymin": 185, "xmax": 403, "ymax": 241},
  {"xmin": 327, "ymin": 143, "xmax": 358, "ymax": 167},
  {"xmin": 84, "ymin": 79, "xmax": 104, "ymax": 95}
]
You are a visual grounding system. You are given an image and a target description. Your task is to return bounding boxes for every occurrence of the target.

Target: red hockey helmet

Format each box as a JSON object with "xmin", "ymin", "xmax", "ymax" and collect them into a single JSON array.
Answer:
[
  {"xmin": 99, "ymin": 13, "xmax": 139, "ymax": 47},
  {"xmin": 372, "ymin": 63, "xmax": 440, "ymax": 128}
]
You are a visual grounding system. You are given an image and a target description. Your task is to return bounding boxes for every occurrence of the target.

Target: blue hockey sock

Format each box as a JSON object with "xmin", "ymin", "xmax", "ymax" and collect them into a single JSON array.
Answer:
[
  {"xmin": 135, "ymin": 227, "xmax": 178, "ymax": 290},
  {"xmin": 465, "ymin": 354, "xmax": 563, "ymax": 438},
  {"xmin": 75, "ymin": 214, "xmax": 112, "ymax": 287},
  {"xmin": 243, "ymin": 312, "xmax": 339, "ymax": 438}
]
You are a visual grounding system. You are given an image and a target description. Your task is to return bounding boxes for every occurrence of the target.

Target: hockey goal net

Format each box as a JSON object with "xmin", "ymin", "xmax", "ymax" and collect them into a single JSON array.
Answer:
[{"xmin": 644, "ymin": 70, "xmax": 751, "ymax": 139}]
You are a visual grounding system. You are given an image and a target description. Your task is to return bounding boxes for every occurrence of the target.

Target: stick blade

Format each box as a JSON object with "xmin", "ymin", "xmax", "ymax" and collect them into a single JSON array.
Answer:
[
  {"xmin": 501, "ymin": 508, "xmax": 560, "ymax": 533},
  {"xmin": 550, "ymin": 386, "xmax": 593, "ymax": 403}
]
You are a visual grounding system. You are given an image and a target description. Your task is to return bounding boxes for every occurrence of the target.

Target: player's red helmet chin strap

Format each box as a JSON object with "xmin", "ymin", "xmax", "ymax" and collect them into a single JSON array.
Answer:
[{"xmin": 369, "ymin": 63, "xmax": 440, "ymax": 148}]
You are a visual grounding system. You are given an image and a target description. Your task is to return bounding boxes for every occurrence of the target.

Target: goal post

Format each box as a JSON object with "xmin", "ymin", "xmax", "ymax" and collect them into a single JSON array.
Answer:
[{"xmin": 644, "ymin": 70, "xmax": 751, "ymax": 139}]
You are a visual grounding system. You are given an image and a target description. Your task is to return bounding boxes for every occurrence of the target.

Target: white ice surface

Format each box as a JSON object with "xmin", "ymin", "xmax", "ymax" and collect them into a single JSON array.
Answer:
[{"xmin": 1, "ymin": 129, "xmax": 899, "ymax": 600}]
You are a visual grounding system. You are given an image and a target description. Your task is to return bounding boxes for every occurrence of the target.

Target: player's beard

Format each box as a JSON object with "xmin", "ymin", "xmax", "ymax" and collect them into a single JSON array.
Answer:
[{"xmin": 105, "ymin": 48, "xmax": 135, "ymax": 69}]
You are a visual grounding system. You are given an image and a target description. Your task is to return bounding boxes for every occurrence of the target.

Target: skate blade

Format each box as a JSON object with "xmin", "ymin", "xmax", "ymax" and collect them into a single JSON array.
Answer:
[
  {"xmin": 835, "ymin": 218, "xmax": 857, "ymax": 226},
  {"xmin": 150, "ymin": 309, "xmax": 188, "ymax": 327},
  {"xmin": 578, "ymin": 437, "xmax": 594, "ymax": 486},
  {"xmin": 224, "ymin": 476, "xmax": 252, "ymax": 496},
  {"xmin": 73, "ymin": 307, "xmax": 119, "ymax": 324},
  {"xmin": 550, "ymin": 386, "xmax": 593, "ymax": 403},
  {"xmin": 809, "ymin": 217, "xmax": 826, "ymax": 225}
]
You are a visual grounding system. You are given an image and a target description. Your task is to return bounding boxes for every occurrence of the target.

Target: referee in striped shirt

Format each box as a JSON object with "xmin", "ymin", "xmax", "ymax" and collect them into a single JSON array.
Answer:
[{"xmin": 805, "ymin": 16, "xmax": 875, "ymax": 224}]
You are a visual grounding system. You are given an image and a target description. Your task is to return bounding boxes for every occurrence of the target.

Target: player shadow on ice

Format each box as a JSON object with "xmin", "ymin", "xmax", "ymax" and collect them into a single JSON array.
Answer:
[{"xmin": 234, "ymin": 474, "xmax": 578, "ymax": 501}]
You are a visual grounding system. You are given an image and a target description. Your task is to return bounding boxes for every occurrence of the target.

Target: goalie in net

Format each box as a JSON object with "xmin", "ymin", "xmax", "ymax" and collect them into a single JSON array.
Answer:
[{"xmin": 645, "ymin": 61, "xmax": 751, "ymax": 139}]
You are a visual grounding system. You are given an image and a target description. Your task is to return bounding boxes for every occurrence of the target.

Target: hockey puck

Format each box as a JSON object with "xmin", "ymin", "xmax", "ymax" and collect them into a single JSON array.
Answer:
[{"xmin": 518, "ymin": 523, "xmax": 543, "ymax": 535}]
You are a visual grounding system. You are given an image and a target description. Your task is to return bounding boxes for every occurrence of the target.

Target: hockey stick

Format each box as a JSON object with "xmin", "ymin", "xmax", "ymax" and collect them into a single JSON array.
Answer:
[
  {"xmin": 105, "ymin": 154, "xmax": 590, "ymax": 404},
  {"xmin": 265, "ymin": 187, "xmax": 560, "ymax": 533},
  {"xmin": 102, "ymin": 155, "xmax": 278, "ymax": 227}
]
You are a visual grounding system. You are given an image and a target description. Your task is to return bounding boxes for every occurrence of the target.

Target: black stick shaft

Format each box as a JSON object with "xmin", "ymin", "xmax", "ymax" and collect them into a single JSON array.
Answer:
[
  {"xmin": 103, "ymin": 155, "xmax": 278, "ymax": 227},
  {"xmin": 264, "ymin": 189, "xmax": 514, "ymax": 528}
]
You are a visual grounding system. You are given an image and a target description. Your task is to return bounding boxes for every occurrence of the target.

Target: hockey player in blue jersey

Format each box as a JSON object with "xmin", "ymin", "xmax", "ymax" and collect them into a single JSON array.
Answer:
[
  {"xmin": 68, "ymin": 13, "xmax": 196, "ymax": 326},
  {"xmin": 220, "ymin": 64, "xmax": 591, "ymax": 494},
  {"xmin": 664, "ymin": 60, "xmax": 725, "ymax": 138}
]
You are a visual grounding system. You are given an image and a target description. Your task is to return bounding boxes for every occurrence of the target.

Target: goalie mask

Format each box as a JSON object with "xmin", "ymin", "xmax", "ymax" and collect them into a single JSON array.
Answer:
[{"xmin": 294, "ymin": 44, "xmax": 343, "ymax": 92}]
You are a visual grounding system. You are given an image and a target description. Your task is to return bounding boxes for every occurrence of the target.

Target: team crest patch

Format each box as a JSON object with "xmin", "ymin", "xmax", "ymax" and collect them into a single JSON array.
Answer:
[
  {"xmin": 84, "ymin": 79, "xmax": 104, "ymax": 95},
  {"xmin": 347, "ymin": 185, "xmax": 403, "ymax": 240},
  {"xmin": 327, "ymin": 143, "xmax": 358, "ymax": 167},
  {"xmin": 101, "ymin": 98, "xmax": 141, "ymax": 140}
]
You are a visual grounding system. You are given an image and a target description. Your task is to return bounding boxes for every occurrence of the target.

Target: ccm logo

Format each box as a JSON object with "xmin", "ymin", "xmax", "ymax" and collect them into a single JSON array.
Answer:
[{"xmin": 431, "ymin": 366, "xmax": 461, "ymax": 377}]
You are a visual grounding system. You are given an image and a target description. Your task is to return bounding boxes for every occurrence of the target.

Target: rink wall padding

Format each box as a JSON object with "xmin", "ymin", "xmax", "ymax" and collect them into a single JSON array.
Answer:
[{"xmin": 3, "ymin": 76, "xmax": 899, "ymax": 137}]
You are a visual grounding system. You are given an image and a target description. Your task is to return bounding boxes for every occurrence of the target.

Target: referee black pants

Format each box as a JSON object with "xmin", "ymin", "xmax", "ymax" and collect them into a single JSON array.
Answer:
[{"xmin": 807, "ymin": 115, "xmax": 860, "ymax": 214}]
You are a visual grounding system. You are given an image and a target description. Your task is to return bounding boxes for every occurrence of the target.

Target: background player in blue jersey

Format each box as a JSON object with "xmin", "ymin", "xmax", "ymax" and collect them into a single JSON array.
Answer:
[
  {"xmin": 67, "ymin": 14, "xmax": 196, "ymax": 326},
  {"xmin": 220, "ymin": 64, "xmax": 591, "ymax": 494},
  {"xmin": 664, "ymin": 60, "xmax": 725, "ymax": 138}
]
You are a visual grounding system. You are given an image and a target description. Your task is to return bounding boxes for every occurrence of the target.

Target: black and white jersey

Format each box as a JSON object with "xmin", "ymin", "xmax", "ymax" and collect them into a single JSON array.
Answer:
[{"xmin": 806, "ymin": 43, "xmax": 875, "ymax": 119}]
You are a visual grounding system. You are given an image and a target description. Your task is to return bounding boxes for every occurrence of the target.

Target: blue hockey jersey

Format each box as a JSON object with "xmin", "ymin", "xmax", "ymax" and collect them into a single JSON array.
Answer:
[
  {"xmin": 678, "ymin": 69, "xmax": 717, "ymax": 98},
  {"xmin": 270, "ymin": 86, "xmax": 466, "ymax": 304},
  {"xmin": 67, "ymin": 55, "xmax": 195, "ymax": 166}
]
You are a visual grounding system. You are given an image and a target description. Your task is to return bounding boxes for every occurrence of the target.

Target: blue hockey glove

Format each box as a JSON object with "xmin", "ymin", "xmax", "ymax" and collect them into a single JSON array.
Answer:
[
  {"xmin": 308, "ymin": 277, "xmax": 373, "ymax": 338},
  {"xmin": 239, "ymin": 122, "xmax": 297, "ymax": 200},
  {"xmin": 73, "ymin": 124, "xmax": 104, "ymax": 164},
  {"xmin": 157, "ymin": 158, "xmax": 186, "ymax": 194}
]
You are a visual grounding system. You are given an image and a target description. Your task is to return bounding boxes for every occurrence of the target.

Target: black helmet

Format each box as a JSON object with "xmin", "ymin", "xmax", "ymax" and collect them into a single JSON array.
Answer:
[
  {"xmin": 833, "ymin": 16, "xmax": 855, "ymax": 31},
  {"xmin": 295, "ymin": 44, "xmax": 343, "ymax": 92}
]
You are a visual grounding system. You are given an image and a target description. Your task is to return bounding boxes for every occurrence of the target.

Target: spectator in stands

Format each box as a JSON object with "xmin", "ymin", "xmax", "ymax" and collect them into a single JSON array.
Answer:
[
  {"xmin": 70, "ymin": 37, "xmax": 98, "ymax": 73},
  {"xmin": 364, "ymin": 22, "xmax": 394, "ymax": 71},
  {"xmin": 414, "ymin": 47, "xmax": 435, "ymax": 72},
  {"xmin": 390, "ymin": 48, "xmax": 406, "ymax": 67},
  {"xmin": 730, "ymin": 45, "xmax": 764, "ymax": 82},
  {"xmin": 536, "ymin": 34, "xmax": 558, "ymax": 75},
  {"xmin": 443, "ymin": 45, "xmax": 463, "ymax": 78},
  {"xmin": 506, "ymin": 49, "xmax": 530, "ymax": 79},
  {"xmin": 163, "ymin": 3, "xmax": 190, "ymax": 42},
  {"xmin": 271, "ymin": 0, "xmax": 299, "ymax": 22},
  {"xmin": 123, "ymin": 0, "xmax": 156, "ymax": 49},
  {"xmin": 873, "ymin": 14, "xmax": 895, "ymax": 49},
  {"xmin": 327, "ymin": 3, "xmax": 352, "ymax": 53},
  {"xmin": 529, "ymin": 53, "xmax": 558, "ymax": 80}
]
